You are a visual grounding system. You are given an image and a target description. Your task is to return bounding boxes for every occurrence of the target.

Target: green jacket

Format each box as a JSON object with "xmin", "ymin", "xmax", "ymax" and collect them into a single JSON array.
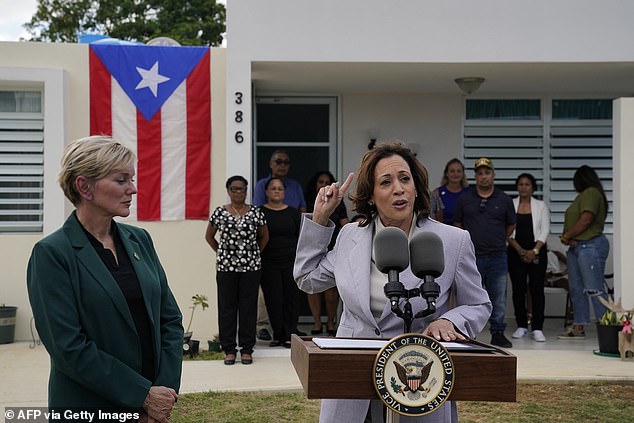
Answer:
[{"xmin": 27, "ymin": 212, "xmax": 183, "ymax": 408}]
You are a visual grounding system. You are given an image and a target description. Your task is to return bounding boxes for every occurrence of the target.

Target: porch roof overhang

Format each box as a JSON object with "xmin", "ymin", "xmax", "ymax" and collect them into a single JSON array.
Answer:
[{"xmin": 251, "ymin": 61, "xmax": 634, "ymax": 96}]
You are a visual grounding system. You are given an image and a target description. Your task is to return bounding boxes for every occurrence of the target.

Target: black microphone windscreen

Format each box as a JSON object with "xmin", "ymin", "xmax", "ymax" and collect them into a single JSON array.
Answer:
[
  {"xmin": 374, "ymin": 227, "xmax": 409, "ymax": 273},
  {"xmin": 410, "ymin": 231, "xmax": 445, "ymax": 278}
]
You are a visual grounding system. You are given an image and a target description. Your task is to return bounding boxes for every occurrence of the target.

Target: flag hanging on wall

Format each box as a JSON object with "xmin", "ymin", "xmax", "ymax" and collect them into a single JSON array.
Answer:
[{"xmin": 89, "ymin": 44, "xmax": 211, "ymax": 221}]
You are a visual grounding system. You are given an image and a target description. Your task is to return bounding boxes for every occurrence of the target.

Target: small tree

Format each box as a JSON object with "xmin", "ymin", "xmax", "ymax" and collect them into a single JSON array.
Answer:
[
  {"xmin": 24, "ymin": 0, "xmax": 226, "ymax": 46},
  {"xmin": 185, "ymin": 294, "xmax": 209, "ymax": 333}
]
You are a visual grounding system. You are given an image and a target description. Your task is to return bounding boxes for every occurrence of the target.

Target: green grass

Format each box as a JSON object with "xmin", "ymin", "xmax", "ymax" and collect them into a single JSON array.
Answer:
[
  {"xmin": 171, "ymin": 382, "xmax": 634, "ymax": 423},
  {"xmin": 182, "ymin": 350, "xmax": 225, "ymax": 361}
]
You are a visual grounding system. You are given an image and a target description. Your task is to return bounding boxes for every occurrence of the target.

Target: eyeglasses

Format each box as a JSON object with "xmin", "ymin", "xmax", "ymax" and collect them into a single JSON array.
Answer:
[
  {"xmin": 273, "ymin": 159, "xmax": 290, "ymax": 166},
  {"xmin": 479, "ymin": 198, "xmax": 488, "ymax": 212},
  {"xmin": 229, "ymin": 186, "xmax": 246, "ymax": 193}
]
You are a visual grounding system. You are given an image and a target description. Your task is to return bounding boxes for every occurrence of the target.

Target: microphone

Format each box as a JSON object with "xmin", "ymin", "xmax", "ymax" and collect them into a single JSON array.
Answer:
[
  {"xmin": 374, "ymin": 227, "xmax": 409, "ymax": 309},
  {"xmin": 410, "ymin": 232, "xmax": 444, "ymax": 312}
]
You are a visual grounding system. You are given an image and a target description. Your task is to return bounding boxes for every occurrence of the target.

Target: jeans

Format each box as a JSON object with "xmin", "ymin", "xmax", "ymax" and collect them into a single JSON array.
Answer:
[
  {"xmin": 567, "ymin": 235, "xmax": 609, "ymax": 326},
  {"xmin": 476, "ymin": 251, "xmax": 509, "ymax": 333}
]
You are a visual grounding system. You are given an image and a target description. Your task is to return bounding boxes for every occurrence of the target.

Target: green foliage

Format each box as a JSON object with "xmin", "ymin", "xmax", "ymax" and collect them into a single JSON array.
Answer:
[
  {"xmin": 24, "ymin": 0, "xmax": 226, "ymax": 46},
  {"xmin": 185, "ymin": 294, "xmax": 209, "ymax": 333},
  {"xmin": 600, "ymin": 310, "xmax": 623, "ymax": 325}
]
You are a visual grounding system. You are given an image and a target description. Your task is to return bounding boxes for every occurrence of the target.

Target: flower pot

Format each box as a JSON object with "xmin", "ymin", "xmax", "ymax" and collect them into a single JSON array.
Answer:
[
  {"xmin": 208, "ymin": 340, "xmax": 222, "ymax": 352},
  {"xmin": 0, "ymin": 306, "xmax": 17, "ymax": 344},
  {"xmin": 596, "ymin": 323, "xmax": 621, "ymax": 355}
]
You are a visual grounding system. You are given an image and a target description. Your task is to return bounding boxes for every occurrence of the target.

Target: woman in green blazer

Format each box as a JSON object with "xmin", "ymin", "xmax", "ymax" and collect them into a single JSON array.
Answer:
[{"xmin": 27, "ymin": 136, "xmax": 183, "ymax": 422}]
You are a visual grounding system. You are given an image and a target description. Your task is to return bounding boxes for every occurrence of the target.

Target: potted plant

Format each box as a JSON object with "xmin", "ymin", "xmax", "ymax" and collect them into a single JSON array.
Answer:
[
  {"xmin": 183, "ymin": 294, "xmax": 209, "ymax": 357},
  {"xmin": 596, "ymin": 296, "xmax": 627, "ymax": 356},
  {"xmin": 208, "ymin": 334, "xmax": 222, "ymax": 352},
  {"xmin": 0, "ymin": 303, "xmax": 18, "ymax": 344}
]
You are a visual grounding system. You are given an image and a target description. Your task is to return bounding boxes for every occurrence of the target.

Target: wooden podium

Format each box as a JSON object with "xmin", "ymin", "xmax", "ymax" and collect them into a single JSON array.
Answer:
[{"xmin": 291, "ymin": 335, "xmax": 516, "ymax": 402}]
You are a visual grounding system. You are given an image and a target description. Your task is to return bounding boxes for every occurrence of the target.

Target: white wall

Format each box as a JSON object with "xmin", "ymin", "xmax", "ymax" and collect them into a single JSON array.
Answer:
[
  {"xmin": 0, "ymin": 42, "xmax": 227, "ymax": 343},
  {"xmin": 613, "ymin": 98, "xmax": 634, "ymax": 310},
  {"xmin": 230, "ymin": 0, "xmax": 634, "ymax": 63},
  {"xmin": 341, "ymin": 93, "xmax": 463, "ymax": 188}
]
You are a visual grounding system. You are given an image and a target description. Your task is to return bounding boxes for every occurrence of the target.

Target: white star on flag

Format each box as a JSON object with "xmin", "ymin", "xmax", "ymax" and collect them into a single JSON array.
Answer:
[{"xmin": 135, "ymin": 61, "xmax": 170, "ymax": 97}]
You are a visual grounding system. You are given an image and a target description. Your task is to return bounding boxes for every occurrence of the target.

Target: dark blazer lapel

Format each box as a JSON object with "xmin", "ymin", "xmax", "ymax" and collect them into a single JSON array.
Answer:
[
  {"xmin": 117, "ymin": 225, "xmax": 156, "ymax": 326},
  {"xmin": 346, "ymin": 224, "xmax": 376, "ymax": 325},
  {"xmin": 64, "ymin": 214, "xmax": 136, "ymax": 332}
]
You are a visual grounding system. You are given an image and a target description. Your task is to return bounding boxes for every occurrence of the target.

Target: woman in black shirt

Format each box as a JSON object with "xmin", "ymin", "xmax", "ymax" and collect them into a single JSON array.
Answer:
[{"xmin": 260, "ymin": 177, "xmax": 302, "ymax": 347}]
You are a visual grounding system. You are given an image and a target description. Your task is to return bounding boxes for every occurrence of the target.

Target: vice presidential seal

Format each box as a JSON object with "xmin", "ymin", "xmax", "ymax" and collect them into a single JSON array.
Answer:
[{"xmin": 372, "ymin": 333, "xmax": 455, "ymax": 416}]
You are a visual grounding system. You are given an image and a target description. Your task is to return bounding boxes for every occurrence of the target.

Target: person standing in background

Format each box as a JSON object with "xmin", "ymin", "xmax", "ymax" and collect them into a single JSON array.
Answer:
[
  {"xmin": 305, "ymin": 171, "xmax": 349, "ymax": 335},
  {"xmin": 260, "ymin": 177, "xmax": 302, "ymax": 348},
  {"xmin": 253, "ymin": 150, "xmax": 306, "ymax": 340},
  {"xmin": 434, "ymin": 158, "xmax": 469, "ymax": 225},
  {"xmin": 206, "ymin": 175, "xmax": 269, "ymax": 365},
  {"xmin": 558, "ymin": 165, "xmax": 610, "ymax": 340},
  {"xmin": 27, "ymin": 136, "xmax": 182, "ymax": 421},
  {"xmin": 454, "ymin": 157, "xmax": 516, "ymax": 348},
  {"xmin": 507, "ymin": 173, "xmax": 550, "ymax": 342}
]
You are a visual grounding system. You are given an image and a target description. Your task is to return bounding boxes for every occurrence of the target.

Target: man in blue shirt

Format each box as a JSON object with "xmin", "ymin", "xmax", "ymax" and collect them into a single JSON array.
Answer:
[
  {"xmin": 253, "ymin": 150, "xmax": 307, "ymax": 212},
  {"xmin": 454, "ymin": 158, "xmax": 516, "ymax": 348},
  {"xmin": 253, "ymin": 150, "xmax": 307, "ymax": 341}
]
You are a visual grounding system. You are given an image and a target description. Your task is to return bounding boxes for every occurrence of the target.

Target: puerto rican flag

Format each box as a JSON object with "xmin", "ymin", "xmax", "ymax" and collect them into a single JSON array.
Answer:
[{"xmin": 89, "ymin": 44, "xmax": 211, "ymax": 221}]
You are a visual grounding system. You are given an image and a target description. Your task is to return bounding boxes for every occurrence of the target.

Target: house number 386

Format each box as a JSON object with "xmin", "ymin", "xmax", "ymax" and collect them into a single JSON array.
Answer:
[{"xmin": 234, "ymin": 92, "xmax": 244, "ymax": 143}]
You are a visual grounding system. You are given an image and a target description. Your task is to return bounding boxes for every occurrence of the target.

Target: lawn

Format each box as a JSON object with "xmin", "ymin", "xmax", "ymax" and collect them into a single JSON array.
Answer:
[{"xmin": 171, "ymin": 382, "xmax": 634, "ymax": 422}]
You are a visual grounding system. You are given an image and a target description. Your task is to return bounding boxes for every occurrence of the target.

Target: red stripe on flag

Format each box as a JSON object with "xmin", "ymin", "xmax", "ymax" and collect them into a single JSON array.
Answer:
[
  {"xmin": 137, "ymin": 110, "xmax": 162, "ymax": 220},
  {"xmin": 89, "ymin": 49, "xmax": 112, "ymax": 136},
  {"xmin": 185, "ymin": 50, "xmax": 211, "ymax": 219}
]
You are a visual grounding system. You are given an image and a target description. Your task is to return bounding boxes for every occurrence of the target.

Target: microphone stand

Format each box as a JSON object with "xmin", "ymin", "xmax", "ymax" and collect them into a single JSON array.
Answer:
[{"xmin": 387, "ymin": 276, "xmax": 440, "ymax": 333}]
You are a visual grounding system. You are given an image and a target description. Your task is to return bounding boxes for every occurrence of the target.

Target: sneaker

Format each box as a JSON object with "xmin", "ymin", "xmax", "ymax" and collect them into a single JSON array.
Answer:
[
  {"xmin": 512, "ymin": 327, "xmax": 528, "ymax": 339},
  {"xmin": 557, "ymin": 327, "xmax": 586, "ymax": 340},
  {"xmin": 531, "ymin": 330, "xmax": 546, "ymax": 342},
  {"xmin": 490, "ymin": 331, "xmax": 513, "ymax": 348},
  {"xmin": 257, "ymin": 328, "xmax": 272, "ymax": 341}
]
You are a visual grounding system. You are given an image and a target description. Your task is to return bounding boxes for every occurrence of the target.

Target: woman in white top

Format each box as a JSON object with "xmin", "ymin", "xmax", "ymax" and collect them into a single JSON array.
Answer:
[{"xmin": 506, "ymin": 173, "xmax": 550, "ymax": 342}]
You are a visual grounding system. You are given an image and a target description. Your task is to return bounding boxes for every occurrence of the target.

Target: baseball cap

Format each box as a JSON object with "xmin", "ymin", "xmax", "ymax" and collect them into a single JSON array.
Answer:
[{"xmin": 474, "ymin": 157, "xmax": 494, "ymax": 170}]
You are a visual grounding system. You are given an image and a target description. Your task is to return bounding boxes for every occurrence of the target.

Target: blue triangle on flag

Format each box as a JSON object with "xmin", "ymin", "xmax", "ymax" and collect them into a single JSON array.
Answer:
[{"xmin": 90, "ymin": 44, "xmax": 208, "ymax": 121}]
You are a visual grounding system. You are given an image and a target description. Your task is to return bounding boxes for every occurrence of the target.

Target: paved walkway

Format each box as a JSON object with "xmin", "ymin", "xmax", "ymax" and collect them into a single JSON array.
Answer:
[{"xmin": 1, "ymin": 320, "xmax": 633, "ymax": 411}]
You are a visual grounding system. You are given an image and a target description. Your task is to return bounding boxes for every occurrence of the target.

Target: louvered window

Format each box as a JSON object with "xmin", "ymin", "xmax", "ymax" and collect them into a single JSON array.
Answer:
[
  {"xmin": 549, "ymin": 100, "xmax": 613, "ymax": 234},
  {"xmin": 463, "ymin": 98, "xmax": 613, "ymax": 235},
  {"xmin": 0, "ymin": 90, "xmax": 44, "ymax": 233}
]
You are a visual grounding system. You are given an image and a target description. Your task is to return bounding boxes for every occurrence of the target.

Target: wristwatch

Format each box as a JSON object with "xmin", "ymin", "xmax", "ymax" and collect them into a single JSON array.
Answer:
[{"xmin": 532, "ymin": 248, "xmax": 539, "ymax": 255}]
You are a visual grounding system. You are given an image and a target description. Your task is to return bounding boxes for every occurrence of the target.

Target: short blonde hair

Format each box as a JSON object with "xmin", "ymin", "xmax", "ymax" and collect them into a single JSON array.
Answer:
[{"xmin": 58, "ymin": 136, "xmax": 135, "ymax": 206}]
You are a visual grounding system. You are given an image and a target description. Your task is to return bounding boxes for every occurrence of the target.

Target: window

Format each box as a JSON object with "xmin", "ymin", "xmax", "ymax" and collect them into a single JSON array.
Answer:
[
  {"xmin": 253, "ymin": 96, "xmax": 338, "ymax": 189},
  {"xmin": 463, "ymin": 98, "xmax": 613, "ymax": 234},
  {"xmin": 0, "ymin": 90, "xmax": 44, "ymax": 233}
]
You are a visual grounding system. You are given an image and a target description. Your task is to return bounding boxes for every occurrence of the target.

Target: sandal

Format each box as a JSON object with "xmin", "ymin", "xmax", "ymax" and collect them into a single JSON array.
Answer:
[
  {"xmin": 224, "ymin": 354, "xmax": 236, "ymax": 365},
  {"xmin": 557, "ymin": 327, "xmax": 586, "ymax": 340},
  {"xmin": 241, "ymin": 353, "xmax": 253, "ymax": 365}
]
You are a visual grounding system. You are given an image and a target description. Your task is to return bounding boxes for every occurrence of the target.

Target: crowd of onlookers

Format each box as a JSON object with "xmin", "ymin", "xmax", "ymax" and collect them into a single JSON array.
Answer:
[{"xmin": 205, "ymin": 147, "xmax": 611, "ymax": 362}]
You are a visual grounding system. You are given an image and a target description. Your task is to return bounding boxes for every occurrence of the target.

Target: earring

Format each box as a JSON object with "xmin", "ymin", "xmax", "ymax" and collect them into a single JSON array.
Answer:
[{"xmin": 86, "ymin": 193, "xmax": 93, "ymax": 201}]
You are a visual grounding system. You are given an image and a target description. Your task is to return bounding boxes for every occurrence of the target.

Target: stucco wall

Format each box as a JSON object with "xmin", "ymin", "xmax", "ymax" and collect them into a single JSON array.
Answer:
[
  {"xmin": 0, "ymin": 42, "xmax": 226, "ymax": 342},
  {"xmin": 341, "ymin": 93, "xmax": 463, "ymax": 188}
]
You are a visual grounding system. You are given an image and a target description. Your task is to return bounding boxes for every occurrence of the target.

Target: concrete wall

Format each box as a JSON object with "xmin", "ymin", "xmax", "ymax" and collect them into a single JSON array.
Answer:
[
  {"xmin": 341, "ymin": 93, "xmax": 462, "ymax": 189},
  {"xmin": 0, "ymin": 42, "xmax": 227, "ymax": 342},
  {"xmin": 613, "ymin": 98, "xmax": 634, "ymax": 310}
]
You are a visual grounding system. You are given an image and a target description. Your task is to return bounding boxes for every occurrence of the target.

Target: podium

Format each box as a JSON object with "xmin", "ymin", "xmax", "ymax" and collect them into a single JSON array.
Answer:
[{"xmin": 291, "ymin": 335, "xmax": 516, "ymax": 402}]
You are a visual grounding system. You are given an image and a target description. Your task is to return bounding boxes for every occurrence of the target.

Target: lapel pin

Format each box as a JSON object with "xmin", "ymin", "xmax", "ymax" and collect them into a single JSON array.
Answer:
[{"xmin": 133, "ymin": 252, "xmax": 140, "ymax": 261}]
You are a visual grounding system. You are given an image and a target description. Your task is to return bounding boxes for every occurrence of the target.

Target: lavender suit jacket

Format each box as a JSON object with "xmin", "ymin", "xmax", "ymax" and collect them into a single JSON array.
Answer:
[{"xmin": 294, "ymin": 215, "xmax": 492, "ymax": 423}]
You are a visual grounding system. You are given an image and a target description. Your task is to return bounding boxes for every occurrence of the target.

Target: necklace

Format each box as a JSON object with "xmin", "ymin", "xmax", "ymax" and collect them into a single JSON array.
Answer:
[{"xmin": 229, "ymin": 204, "xmax": 247, "ymax": 220}]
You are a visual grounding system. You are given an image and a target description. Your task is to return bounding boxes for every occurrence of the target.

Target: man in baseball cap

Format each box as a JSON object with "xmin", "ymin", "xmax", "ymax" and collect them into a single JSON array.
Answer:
[{"xmin": 454, "ymin": 157, "xmax": 516, "ymax": 348}]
